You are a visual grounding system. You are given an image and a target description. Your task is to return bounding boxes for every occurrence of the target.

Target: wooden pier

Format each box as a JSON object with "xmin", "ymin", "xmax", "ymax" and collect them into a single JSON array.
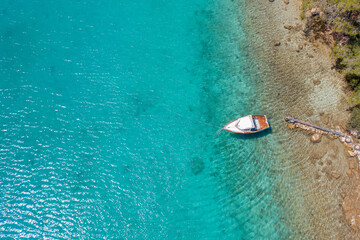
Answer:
[{"xmin": 284, "ymin": 115, "xmax": 344, "ymax": 136}]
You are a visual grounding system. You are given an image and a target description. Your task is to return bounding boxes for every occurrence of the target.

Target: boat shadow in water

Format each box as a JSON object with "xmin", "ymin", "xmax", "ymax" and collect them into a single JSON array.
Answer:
[{"xmin": 231, "ymin": 127, "xmax": 272, "ymax": 140}]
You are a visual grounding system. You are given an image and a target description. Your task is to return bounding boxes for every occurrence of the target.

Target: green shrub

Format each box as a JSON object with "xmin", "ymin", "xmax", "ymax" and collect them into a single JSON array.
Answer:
[
  {"xmin": 332, "ymin": 0, "xmax": 360, "ymax": 11},
  {"xmin": 300, "ymin": 11, "xmax": 306, "ymax": 20},
  {"xmin": 304, "ymin": 0, "xmax": 360, "ymax": 129},
  {"xmin": 332, "ymin": 42, "xmax": 360, "ymax": 88},
  {"xmin": 333, "ymin": 17, "xmax": 360, "ymax": 37},
  {"xmin": 300, "ymin": 0, "xmax": 314, "ymax": 19},
  {"xmin": 349, "ymin": 107, "xmax": 360, "ymax": 130}
]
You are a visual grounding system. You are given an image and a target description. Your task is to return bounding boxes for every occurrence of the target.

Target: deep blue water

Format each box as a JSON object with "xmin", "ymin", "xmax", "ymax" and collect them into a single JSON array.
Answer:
[{"xmin": 0, "ymin": 0, "xmax": 292, "ymax": 239}]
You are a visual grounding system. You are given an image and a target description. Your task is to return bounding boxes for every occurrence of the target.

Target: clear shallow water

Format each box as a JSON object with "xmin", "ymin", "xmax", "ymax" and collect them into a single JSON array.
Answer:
[{"xmin": 0, "ymin": 0, "xmax": 298, "ymax": 239}]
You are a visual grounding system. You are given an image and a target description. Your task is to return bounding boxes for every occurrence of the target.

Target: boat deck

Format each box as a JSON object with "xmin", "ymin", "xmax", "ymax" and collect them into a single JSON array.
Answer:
[{"xmin": 252, "ymin": 115, "xmax": 269, "ymax": 131}]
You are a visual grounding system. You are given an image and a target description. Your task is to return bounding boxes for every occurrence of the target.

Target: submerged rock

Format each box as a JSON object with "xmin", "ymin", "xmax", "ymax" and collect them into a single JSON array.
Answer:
[
  {"xmin": 331, "ymin": 172, "xmax": 341, "ymax": 179},
  {"xmin": 310, "ymin": 143, "xmax": 327, "ymax": 159},
  {"xmin": 313, "ymin": 79, "xmax": 321, "ymax": 85},
  {"xmin": 345, "ymin": 136, "xmax": 353, "ymax": 144},
  {"xmin": 349, "ymin": 160, "xmax": 355, "ymax": 169},
  {"xmin": 274, "ymin": 41, "xmax": 281, "ymax": 46},
  {"xmin": 305, "ymin": 109, "xmax": 313, "ymax": 117},
  {"xmin": 320, "ymin": 114, "xmax": 329, "ymax": 125},
  {"xmin": 191, "ymin": 157, "xmax": 205, "ymax": 175},
  {"xmin": 335, "ymin": 125, "xmax": 342, "ymax": 133},
  {"xmin": 310, "ymin": 133, "xmax": 321, "ymax": 143},
  {"xmin": 288, "ymin": 123, "xmax": 296, "ymax": 129},
  {"xmin": 347, "ymin": 150, "xmax": 356, "ymax": 157},
  {"xmin": 354, "ymin": 144, "xmax": 360, "ymax": 152},
  {"xmin": 343, "ymin": 188, "xmax": 360, "ymax": 231},
  {"xmin": 284, "ymin": 0, "xmax": 289, "ymax": 4},
  {"xmin": 347, "ymin": 169, "xmax": 353, "ymax": 177}
]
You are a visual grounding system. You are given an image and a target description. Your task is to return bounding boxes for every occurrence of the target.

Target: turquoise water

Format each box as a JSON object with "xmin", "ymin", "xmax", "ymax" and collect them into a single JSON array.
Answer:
[{"xmin": 0, "ymin": 0, "xmax": 295, "ymax": 239}]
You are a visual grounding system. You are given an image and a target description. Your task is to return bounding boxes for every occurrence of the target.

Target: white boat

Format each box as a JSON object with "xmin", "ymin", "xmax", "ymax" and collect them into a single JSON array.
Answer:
[{"xmin": 223, "ymin": 115, "xmax": 270, "ymax": 134}]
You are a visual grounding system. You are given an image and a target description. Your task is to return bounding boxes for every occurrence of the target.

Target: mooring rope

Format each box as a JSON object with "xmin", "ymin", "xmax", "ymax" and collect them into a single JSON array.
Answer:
[{"xmin": 160, "ymin": 104, "xmax": 224, "ymax": 133}]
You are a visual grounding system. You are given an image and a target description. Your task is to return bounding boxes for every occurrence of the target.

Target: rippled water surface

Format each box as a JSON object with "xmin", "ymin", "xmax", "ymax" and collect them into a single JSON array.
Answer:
[{"xmin": 0, "ymin": 0, "xmax": 311, "ymax": 239}]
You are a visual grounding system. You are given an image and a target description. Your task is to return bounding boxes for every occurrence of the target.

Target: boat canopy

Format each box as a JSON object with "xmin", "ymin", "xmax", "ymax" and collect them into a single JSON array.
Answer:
[{"xmin": 236, "ymin": 115, "xmax": 255, "ymax": 130}]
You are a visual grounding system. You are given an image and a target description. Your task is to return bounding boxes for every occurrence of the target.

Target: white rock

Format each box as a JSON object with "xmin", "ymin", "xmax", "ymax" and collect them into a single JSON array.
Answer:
[{"xmin": 348, "ymin": 150, "xmax": 356, "ymax": 157}]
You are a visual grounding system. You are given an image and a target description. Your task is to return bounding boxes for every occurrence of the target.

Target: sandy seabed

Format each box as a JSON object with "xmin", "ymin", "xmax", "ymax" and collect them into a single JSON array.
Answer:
[{"xmin": 238, "ymin": 0, "xmax": 360, "ymax": 238}]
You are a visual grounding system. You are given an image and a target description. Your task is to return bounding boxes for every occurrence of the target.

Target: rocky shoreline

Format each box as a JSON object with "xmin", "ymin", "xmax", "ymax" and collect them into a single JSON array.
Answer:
[
  {"xmin": 293, "ymin": 1, "xmax": 360, "ymax": 235},
  {"xmin": 239, "ymin": 0, "xmax": 360, "ymax": 237},
  {"xmin": 286, "ymin": 114, "xmax": 360, "ymax": 233}
]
